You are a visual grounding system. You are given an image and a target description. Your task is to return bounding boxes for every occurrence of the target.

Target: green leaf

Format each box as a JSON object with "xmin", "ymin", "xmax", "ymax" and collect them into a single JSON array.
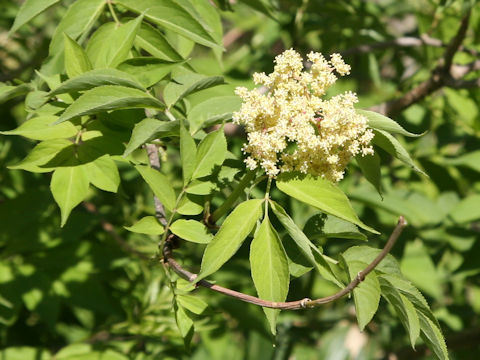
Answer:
[
  {"xmin": 50, "ymin": 166, "xmax": 90, "ymax": 227},
  {"xmin": 270, "ymin": 201, "xmax": 342, "ymax": 287},
  {"xmin": 116, "ymin": 0, "xmax": 223, "ymax": 50},
  {"xmin": 86, "ymin": 16, "xmax": 143, "ymax": 69},
  {"xmin": 49, "ymin": 69, "xmax": 145, "ymax": 96},
  {"xmin": 49, "ymin": 0, "xmax": 106, "ymax": 55},
  {"xmin": 135, "ymin": 165, "xmax": 176, "ymax": 211},
  {"xmin": 379, "ymin": 277, "xmax": 420, "ymax": 348},
  {"xmin": 250, "ymin": 216, "xmax": 289, "ymax": 335},
  {"xmin": 123, "ymin": 118, "xmax": 179, "ymax": 156},
  {"xmin": 0, "ymin": 84, "xmax": 31, "ymax": 103},
  {"xmin": 188, "ymin": 96, "xmax": 242, "ymax": 133},
  {"xmin": 400, "ymin": 239, "xmax": 442, "ymax": 299},
  {"xmin": 373, "ymin": 129, "xmax": 426, "ymax": 175},
  {"xmin": 442, "ymin": 150, "xmax": 480, "ymax": 172},
  {"xmin": 176, "ymin": 194, "xmax": 203, "ymax": 216},
  {"xmin": 321, "ymin": 215, "xmax": 367, "ymax": 241},
  {"xmin": 449, "ymin": 194, "xmax": 480, "ymax": 223},
  {"xmin": 356, "ymin": 152, "xmax": 382, "ymax": 195},
  {"xmin": 177, "ymin": 294, "xmax": 208, "ymax": 315},
  {"xmin": 117, "ymin": 58, "xmax": 182, "ymax": 88},
  {"xmin": 417, "ymin": 312, "xmax": 449, "ymax": 360},
  {"xmin": 85, "ymin": 156, "xmax": 119, "ymax": 193},
  {"xmin": 185, "ymin": 180, "xmax": 217, "ymax": 195},
  {"xmin": 344, "ymin": 260, "xmax": 380, "ymax": 330},
  {"xmin": 63, "ymin": 34, "xmax": 92, "ymax": 78},
  {"xmin": 191, "ymin": 128, "xmax": 227, "ymax": 179},
  {"xmin": 164, "ymin": 73, "xmax": 225, "ymax": 108},
  {"xmin": 8, "ymin": 139, "xmax": 73, "ymax": 173},
  {"xmin": 135, "ymin": 23, "xmax": 186, "ymax": 62},
  {"xmin": 124, "ymin": 216, "xmax": 164, "ymax": 235},
  {"xmin": 357, "ymin": 109, "xmax": 423, "ymax": 137},
  {"xmin": 174, "ymin": 302, "xmax": 194, "ymax": 341},
  {"xmin": 197, "ymin": 199, "xmax": 263, "ymax": 281},
  {"xmin": 56, "ymin": 85, "xmax": 164, "ymax": 124},
  {"xmin": 0, "ymin": 116, "xmax": 77, "ymax": 140},
  {"xmin": 342, "ymin": 246, "xmax": 402, "ymax": 276},
  {"xmin": 180, "ymin": 123, "xmax": 197, "ymax": 185},
  {"xmin": 276, "ymin": 173, "xmax": 378, "ymax": 233},
  {"xmin": 170, "ymin": 219, "xmax": 212, "ymax": 244},
  {"xmin": 10, "ymin": 0, "xmax": 60, "ymax": 34}
]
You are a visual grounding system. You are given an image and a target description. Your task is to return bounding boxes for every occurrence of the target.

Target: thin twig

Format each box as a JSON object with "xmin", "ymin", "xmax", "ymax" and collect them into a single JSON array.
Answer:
[
  {"xmin": 163, "ymin": 216, "xmax": 407, "ymax": 310},
  {"xmin": 145, "ymin": 144, "xmax": 168, "ymax": 226}
]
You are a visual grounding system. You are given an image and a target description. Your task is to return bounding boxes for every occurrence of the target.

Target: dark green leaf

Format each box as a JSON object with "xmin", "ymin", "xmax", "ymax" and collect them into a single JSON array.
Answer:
[
  {"xmin": 187, "ymin": 96, "xmax": 241, "ymax": 133},
  {"xmin": 117, "ymin": 58, "xmax": 182, "ymax": 88},
  {"xmin": 180, "ymin": 122, "xmax": 197, "ymax": 184},
  {"xmin": 0, "ymin": 84, "xmax": 31, "ymax": 103},
  {"xmin": 56, "ymin": 85, "xmax": 164, "ymax": 123},
  {"xmin": 135, "ymin": 23, "xmax": 185, "ymax": 62},
  {"xmin": 250, "ymin": 216, "xmax": 289, "ymax": 335},
  {"xmin": 123, "ymin": 118, "xmax": 179, "ymax": 156},
  {"xmin": 356, "ymin": 152, "xmax": 382, "ymax": 195},
  {"xmin": 197, "ymin": 199, "xmax": 263, "ymax": 281},
  {"xmin": 49, "ymin": 69, "xmax": 145, "ymax": 96}
]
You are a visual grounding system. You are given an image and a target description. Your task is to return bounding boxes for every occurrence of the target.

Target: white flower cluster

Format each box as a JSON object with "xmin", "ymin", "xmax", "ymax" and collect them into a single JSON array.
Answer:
[{"xmin": 233, "ymin": 49, "xmax": 374, "ymax": 181}]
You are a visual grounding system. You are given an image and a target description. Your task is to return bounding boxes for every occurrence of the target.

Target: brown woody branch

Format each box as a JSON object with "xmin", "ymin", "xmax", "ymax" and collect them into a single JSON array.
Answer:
[
  {"xmin": 145, "ymin": 143, "xmax": 168, "ymax": 226},
  {"xmin": 372, "ymin": 10, "xmax": 475, "ymax": 117},
  {"xmin": 162, "ymin": 216, "xmax": 407, "ymax": 310}
]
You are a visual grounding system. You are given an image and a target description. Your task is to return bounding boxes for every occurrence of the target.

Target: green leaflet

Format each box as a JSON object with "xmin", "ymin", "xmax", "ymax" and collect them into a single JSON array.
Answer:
[
  {"xmin": 357, "ymin": 109, "xmax": 423, "ymax": 137},
  {"xmin": 135, "ymin": 23, "xmax": 186, "ymax": 62},
  {"xmin": 449, "ymin": 194, "xmax": 480, "ymax": 223},
  {"xmin": 10, "ymin": 0, "xmax": 60, "ymax": 34},
  {"xmin": 49, "ymin": 0, "xmax": 106, "ymax": 55},
  {"xmin": 180, "ymin": 122, "xmax": 197, "ymax": 185},
  {"xmin": 276, "ymin": 173, "xmax": 378, "ymax": 233},
  {"xmin": 117, "ymin": 58, "xmax": 182, "ymax": 88},
  {"xmin": 269, "ymin": 201, "xmax": 342, "ymax": 287},
  {"xmin": 344, "ymin": 260, "xmax": 380, "ymax": 330},
  {"xmin": 116, "ymin": 0, "xmax": 223, "ymax": 50},
  {"xmin": 85, "ymin": 156, "xmax": 120, "ymax": 193},
  {"xmin": 0, "ymin": 84, "xmax": 31, "ymax": 103},
  {"xmin": 50, "ymin": 166, "xmax": 90, "ymax": 227},
  {"xmin": 177, "ymin": 295, "xmax": 208, "ymax": 315},
  {"xmin": 170, "ymin": 220, "xmax": 212, "ymax": 244},
  {"xmin": 123, "ymin": 118, "xmax": 179, "ymax": 156},
  {"xmin": 49, "ymin": 69, "xmax": 145, "ymax": 96},
  {"xmin": 135, "ymin": 165, "xmax": 176, "ymax": 212},
  {"xmin": 187, "ymin": 96, "xmax": 241, "ymax": 133},
  {"xmin": 56, "ymin": 85, "xmax": 164, "ymax": 124},
  {"xmin": 356, "ymin": 152, "xmax": 382, "ymax": 195},
  {"xmin": 373, "ymin": 129, "xmax": 426, "ymax": 176},
  {"xmin": 250, "ymin": 216, "xmax": 289, "ymax": 335},
  {"xmin": 0, "ymin": 116, "xmax": 77, "ymax": 141},
  {"xmin": 197, "ymin": 199, "xmax": 263, "ymax": 281},
  {"xmin": 86, "ymin": 16, "xmax": 143, "ymax": 69},
  {"xmin": 63, "ymin": 34, "xmax": 92, "ymax": 78},
  {"xmin": 164, "ymin": 73, "xmax": 225, "ymax": 108},
  {"xmin": 124, "ymin": 216, "xmax": 164, "ymax": 235},
  {"xmin": 191, "ymin": 128, "xmax": 227, "ymax": 179}
]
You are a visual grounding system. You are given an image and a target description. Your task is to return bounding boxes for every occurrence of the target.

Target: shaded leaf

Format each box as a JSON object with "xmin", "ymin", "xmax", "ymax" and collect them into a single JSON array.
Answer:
[
  {"xmin": 85, "ymin": 156, "xmax": 119, "ymax": 193},
  {"xmin": 191, "ymin": 128, "xmax": 227, "ymax": 179},
  {"xmin": 180, "ymin": 123, "xmax": 197, "ymax": 185},
  {"xmin": 356, "ymin": 152, "xmax": 382, "ymax": 195},
  {"xmin": 164, "ymin": 74, "xmax": 225, "ymax": 108},
  {"xmin": 188, "ymin": 96, "xmax": 241, "ymax": 133},
  {"xmin": 135, "ymin": 165, "xmax": 176, "ymax": 211},
  {"xmin": 123, "ymin": 118, "xmax": 179, "ymax": 156},
  {"xmin": 0, "ymin": 84, "xmax": 31, "ymax": 103},
  {"xmin": 117, "ymin": 58, "xmax": 181, "ymax": 88},
  {"xmin": 56, "ymin": 85, "xmax": 164, "ymax": 124},
  {"xmin": 449, "ymin": 194, "xmax": 480, "ymax": 223},
  {"xmin": 135, "ymin": 22, "xmax": 186, "ymax": 62},
  {"xmin": 177, "ymin": 295, "xmax": 208, "ymax": 315}
]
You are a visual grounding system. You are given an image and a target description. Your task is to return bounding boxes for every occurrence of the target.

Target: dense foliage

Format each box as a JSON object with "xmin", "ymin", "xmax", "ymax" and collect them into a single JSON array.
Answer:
[{"xmin": 1, "ymin": 0, "xmax": 479, "ymax": 359}]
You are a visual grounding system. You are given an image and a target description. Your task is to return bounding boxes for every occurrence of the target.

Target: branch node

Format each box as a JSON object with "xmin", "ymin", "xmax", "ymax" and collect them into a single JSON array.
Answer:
[{"xmin": 300, "ymin": 298, "xmax": 311, "ymax": 308}]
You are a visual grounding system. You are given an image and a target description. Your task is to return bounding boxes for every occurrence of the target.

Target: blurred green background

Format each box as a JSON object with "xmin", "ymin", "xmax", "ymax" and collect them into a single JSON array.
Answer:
[{"xmin": 1, "ymin": 0, "xmax": 479, "ymax": 359}]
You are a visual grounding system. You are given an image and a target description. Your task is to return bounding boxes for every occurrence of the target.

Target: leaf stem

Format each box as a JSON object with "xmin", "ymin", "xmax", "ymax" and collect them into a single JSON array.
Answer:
[
  {"xmin": 264, "ymin": 176, "xmax": 272, "ymax": 217},
  {"xmin": 209, "ymin": 169, "xmax": 256, "ymax": 224},
  {"xmin": 107, "ymin": 0, "xmax": 120, "ymax": 25}
]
